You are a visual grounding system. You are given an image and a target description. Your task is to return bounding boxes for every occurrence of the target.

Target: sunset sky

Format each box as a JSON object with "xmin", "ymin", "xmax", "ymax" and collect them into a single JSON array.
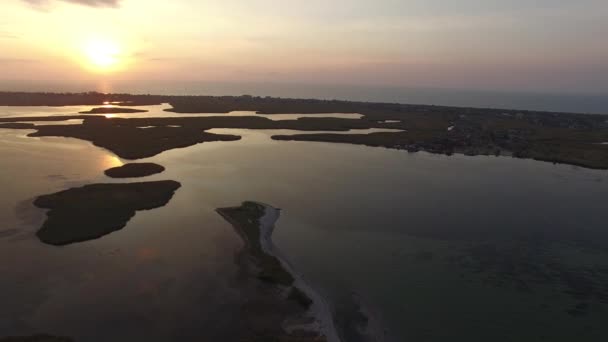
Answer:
[{"xmin": 1, "ymin": 0, "xmax": 607, "ymax": 93}]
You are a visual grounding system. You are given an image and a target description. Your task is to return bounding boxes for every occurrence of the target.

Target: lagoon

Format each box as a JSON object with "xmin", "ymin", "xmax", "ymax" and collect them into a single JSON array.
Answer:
[{"xmin": 1, "ymin": 116, "xmax": 608, "ymax": 341}]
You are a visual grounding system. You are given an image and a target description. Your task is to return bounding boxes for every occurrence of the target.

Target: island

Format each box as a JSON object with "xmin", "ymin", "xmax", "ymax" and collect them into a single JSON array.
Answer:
[
  {"xmin": 0, "ymin": 336, "xmax": 72, "ymax": 342},
  {"xmin": 26, "ymin": 119, "xmax": 243, "ymax": 159},
  {"xmin": 217, "ymin": 202, "xmax": 338, "ymax": 342},
  {"xmin": 0, "ymin": 123, "xmax": 36, "ymax": 129},
  {"xmin": 104, "ymin": 163, "xmax": 166, "ymax": 178},
  {"xmin": 0, "ymin": 91, "xmax": 607, "ymax": 168},
  {"xmin": 0, "ymin": 91, "xmax": 164, "ymax": 106},
  {"xmin": 34, "ymin": 180, "xmax": 181, "ymax": 246},
  {"xmin": 79, "ymin": 107, "xmax": 149, "ymax": 114}
]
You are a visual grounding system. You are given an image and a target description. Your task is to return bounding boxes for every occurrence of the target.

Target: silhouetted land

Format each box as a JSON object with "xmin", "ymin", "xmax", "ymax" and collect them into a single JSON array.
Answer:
[
  {"xmin": 34, "ymin": 181, "xmax": 181, "ymax": 246},
  {"xmin": 1, "ymin": 91, "xmax": 608, "ymax": 168},
  {"xmin": 0, "ymin": 336, "xmax": 72, "ymax": 342},
  {"xmin": 27, "ymin": 118, "xmax": 243, "ymax": 159},
  {"xmin": 0, "ymin": 123, "xmax": 35, "ymax": 129},
  {"xmin": 79, "ymin": 107, "xmax": 148, "ymax": 114},
  {"xmin": 218, "ymin": 202, "xmax": 295, "ymax": 286},
  {"xmin": 0, "ymin": 92, "xmax": 164, "ymax": 106},
  {"xmin": 0, "ymin": 115, "xmax": 90, "ymax": 122},
  {"xmin": 104, "ymin": 163, "xmax": 165, "ymax": 178},
  {"xmin": 217, "ymin": 202, "xmax": 326, "ymax": 342}
]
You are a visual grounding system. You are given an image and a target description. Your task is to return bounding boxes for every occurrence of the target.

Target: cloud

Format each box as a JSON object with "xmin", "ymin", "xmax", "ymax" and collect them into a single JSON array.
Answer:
[{"xmin": 22, "ymin": 0, "xmax": 121, "ymax": 8}]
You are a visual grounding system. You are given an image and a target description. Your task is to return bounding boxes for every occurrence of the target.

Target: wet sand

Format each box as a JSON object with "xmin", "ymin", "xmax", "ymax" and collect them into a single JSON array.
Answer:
[{"xmin": 217, "ymin": 201, "xmax": 334, "ymax": 342}]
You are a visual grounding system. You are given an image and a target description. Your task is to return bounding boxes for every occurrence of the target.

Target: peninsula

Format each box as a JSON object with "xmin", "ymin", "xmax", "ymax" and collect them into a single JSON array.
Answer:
[{"xmin": 217, "ymin": 201, "xmax": 337, "ymax": 342}]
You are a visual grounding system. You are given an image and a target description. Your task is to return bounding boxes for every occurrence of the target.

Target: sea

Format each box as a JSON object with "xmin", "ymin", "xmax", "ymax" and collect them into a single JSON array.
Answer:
[{"xmin": 1, "ymin": 80, "xmax": 607, "ymax": 114}]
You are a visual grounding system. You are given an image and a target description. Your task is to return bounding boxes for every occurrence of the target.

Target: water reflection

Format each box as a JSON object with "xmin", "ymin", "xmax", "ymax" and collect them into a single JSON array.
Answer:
[
  {"xmin": 1, "ymin": 104, "xmax": 364, "ymax": 121},
  {"xmin": 206, "ymin": 128, "xmax": 404, "ymax": 144},
  {"xmin": 0, "ymin": 131, "xmax": 246, "ymax": 341},
  {"xmin": 1, "ymin": 115, "xmax": 608, "ymax": 341},
  {"xmin": 142, "ymin": 133, "xmax": 608, "ymax": 342},
  {"xmin": 102, "ymin": 155, "xmax": 124, "ymax": 170},
  {"xmin": 18, "ymin": 119, "xmax": 84, "ymax": 126}
]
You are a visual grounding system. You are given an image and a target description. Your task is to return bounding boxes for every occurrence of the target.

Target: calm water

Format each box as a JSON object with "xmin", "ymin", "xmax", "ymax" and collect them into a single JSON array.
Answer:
[
  {"xmin": 0, "ymin": 103, "xmax": 363, "ymax": 120},
  {"xmin": 2, "ymin": 80, "xmax": 607, "ymax": 114},
  {"xmin": 1, "ymin": 108, "xmax": 608, "ymax": 341}
]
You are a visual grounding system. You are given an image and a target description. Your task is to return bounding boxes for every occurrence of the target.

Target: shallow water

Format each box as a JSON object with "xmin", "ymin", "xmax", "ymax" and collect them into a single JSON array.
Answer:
[
  {"xmin": 0, "ymin": 104, "xmax": 363, "ymax": 121},
  {"xmin": 142, "ymin": 129, "xmax": 608, "ymax": 342},
  {"xmin": 1, "ymin": 116, "xmax": 608, "ymax": 341},
  {"xmin": 0, "ymin": 129, "xmax": 246, "ymax": 341}
]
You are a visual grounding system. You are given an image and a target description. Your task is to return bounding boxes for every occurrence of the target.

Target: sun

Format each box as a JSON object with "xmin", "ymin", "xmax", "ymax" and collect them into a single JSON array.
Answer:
[{"xmin": 84, "ymin": 39, "xmax": 122, "ymax": 71}]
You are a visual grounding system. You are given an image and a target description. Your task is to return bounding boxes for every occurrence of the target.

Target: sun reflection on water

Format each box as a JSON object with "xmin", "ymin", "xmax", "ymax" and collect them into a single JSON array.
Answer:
[{"xmin": 102, "ymin": 155, "xmax": 124, "ymax": 170}]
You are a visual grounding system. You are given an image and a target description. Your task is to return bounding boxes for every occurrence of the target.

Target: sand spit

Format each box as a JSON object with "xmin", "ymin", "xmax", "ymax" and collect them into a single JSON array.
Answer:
[
  {"xmin": 256, "ymin": 203, "xmax": 341, "ymax": 342},
  {"xmin": 217, "ymin": 201, "xmax": 341, "ymax": 342}
]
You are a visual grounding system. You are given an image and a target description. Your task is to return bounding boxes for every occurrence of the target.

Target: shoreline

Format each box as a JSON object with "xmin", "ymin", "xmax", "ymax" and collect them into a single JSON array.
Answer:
[
  {"xmin": 216, "ymin": 201, "xmax": 342, "ymax": 342},
  {"xmin": 255, "ymin": 203, "xmax": 392, "ymax": 342},
  {"xmin": 255, "ymin": 202, "xmax": 341, "ymax": 342},
  {"xmin": 1, "ymin": 91, "xmax": 607, "ymax": 170}
]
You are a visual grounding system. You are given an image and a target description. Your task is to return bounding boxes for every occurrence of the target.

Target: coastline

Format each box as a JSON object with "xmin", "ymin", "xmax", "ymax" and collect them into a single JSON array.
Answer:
[
  {"xmin": 1, "ymin": 91, "xmax": 607, "ymax": 170},
  {"xmin": 254, "ymin": 202, "xmax": 391, "ymax": 342},
  {"xmin": 255, "ymin": 202, "xmax": 341, "ymax": 342},
  {"xmin": 216, "ymin": 201, "xmax": 341, "ymax": 342}
]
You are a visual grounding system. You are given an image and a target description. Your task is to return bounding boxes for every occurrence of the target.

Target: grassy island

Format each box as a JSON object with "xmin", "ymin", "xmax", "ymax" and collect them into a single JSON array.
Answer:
[
  {"xmin": 0, "ymin": 335, "xmax": 73, "ymax": 342},
  {"xmin": 104, "ymin": 163, "xmax": 165, "ymax": 178},
  {"xmin": 79, "ymin": 107, "xmax": 148, "ymax": 114},
  {"xmin": 34, "ymin": 180, "xmax": 181, "ymax": 246},
  {"xmin": 217, "ymin": 202, "xmax": 330, "ymax": 342}
]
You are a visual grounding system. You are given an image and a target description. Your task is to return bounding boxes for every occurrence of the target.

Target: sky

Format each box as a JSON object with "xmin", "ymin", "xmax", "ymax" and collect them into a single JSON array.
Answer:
[{"xmin": 1, "ymin": 0, "xmax": 607, "ymax": 93}]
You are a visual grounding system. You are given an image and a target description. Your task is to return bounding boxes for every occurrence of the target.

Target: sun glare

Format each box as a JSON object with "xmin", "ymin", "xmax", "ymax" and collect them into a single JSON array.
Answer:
[{"xmin": 84, "ymin": 39, "xmax": 121, "ymax": 71}]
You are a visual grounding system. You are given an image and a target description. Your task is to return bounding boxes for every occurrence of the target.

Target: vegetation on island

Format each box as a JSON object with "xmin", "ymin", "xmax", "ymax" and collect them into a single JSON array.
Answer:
[
  {"xmin": 79, "ymin": 107, "xmax": 148, "ymax": 114},
  {"xmin": 217, "ymin": 202, "xmax": 295, "ymax": 286},
  {"xmin": 1, "ymin": 91, "xmax": 607, "ymax": 168},
  {"xmin": 26, "ymin": 118, "xmax": 242, "ymax": 159},
  {"xmin": 0, "ymin": 123, "xmax": 36, "ymax": 129},
  {"xmin": 104, "ymin": 163, "xmax": 165, "ymax": 178},
  {"xmin": 34, "ymin": 180, "xmax": 181, "ymax": 245},
  {"xmin": 217, "ymin": 202, "xmax": 327, "ymax": 342},
  {"xmin": 0, "ymin": 335, "xmax": 73, "ymax": 342}
]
